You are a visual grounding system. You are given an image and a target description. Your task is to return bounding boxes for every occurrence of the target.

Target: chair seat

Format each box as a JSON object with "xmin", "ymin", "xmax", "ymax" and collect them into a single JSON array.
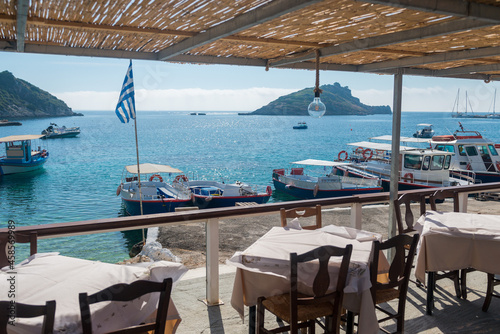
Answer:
[
  {"xmin": 262, "ymin": 293, "xmax": 336, "ymax": 323},
  {"xmin": 375, "ymin": 287, "xmax": 400, "ymax": 304}
]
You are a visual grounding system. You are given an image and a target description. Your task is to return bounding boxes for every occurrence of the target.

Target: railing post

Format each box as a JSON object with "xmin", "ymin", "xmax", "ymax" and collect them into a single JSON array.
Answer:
[
  {"xmin": 205, "ymin": 218, "xmax": 222, "ymax": 305},
  {"xmin": 350, "ymin": 202, "xmax": 362, "ymax": 229},
  {"xmin": 458, "ymin": 193, "xmax": 468, "ymax": 212}
]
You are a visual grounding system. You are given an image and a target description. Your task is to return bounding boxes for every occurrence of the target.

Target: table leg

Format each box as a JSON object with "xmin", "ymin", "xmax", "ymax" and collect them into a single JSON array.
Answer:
[
  {"xmin": 249, "ymin": 305, "xmax": 256, "ymax": 334},
  {"xmin": 345, "ymin": 311, "xmax": 354, "ymax": 334},
  {"xmin": 427, "ymin": 271, "xmax": 435, "ymax": 315}
]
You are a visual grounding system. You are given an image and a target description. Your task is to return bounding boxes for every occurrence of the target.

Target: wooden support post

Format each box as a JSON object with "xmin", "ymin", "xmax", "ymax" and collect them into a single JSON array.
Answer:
[
  {"xmin": 204, "ymin": 218, "xmax": 222, "ymax": 306},
  {"xmin": 350, "ymin": 202, "xmax": 362, "ymax": 230},
  {"xmin": 458, "ymin": 193, "xmax": 468, "ymax": 212}
]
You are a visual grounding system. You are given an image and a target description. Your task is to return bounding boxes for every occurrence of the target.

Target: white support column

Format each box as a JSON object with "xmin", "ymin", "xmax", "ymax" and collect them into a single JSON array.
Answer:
[
  {"xmin": 458, "ymin": 193, "xmax": 468, "ymax": 212},
  {"xmin": 205, "ymin": 218, "xmax": 222, "ymax": 306},
  {"xmin": 388, "ymin": 70, "xmax": 403, "ymax": 240},
  {"xmin": 350, "ymin": 202, "xmax": 362, "ymax": 229}
]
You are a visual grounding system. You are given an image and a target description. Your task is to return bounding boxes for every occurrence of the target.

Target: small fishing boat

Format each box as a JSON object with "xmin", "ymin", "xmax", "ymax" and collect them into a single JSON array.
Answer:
[
  {"xmin": 117, "ymin": 163, "xmax": 193, "ymax": 215},
  {"xmin": 412, "ymin": 123, "xmax": 434, "ymax": 138},
  {"xmin": 183, "ymin": 177, "xmax": 272, "ymax": 208},
  {"xmin": 41, "ymin": 123, "xmax": 80, "ymax": 138},
  {"xmin": 293, "ymin": 122, "xmax": 308, "ymax": 129},
  {"xmin": 272, "ymin": 159, "xmax": 382, "ymax": 199},
  {"xmin": 0, "ymin": 134, "xmax": 48, "ymax": 175}
]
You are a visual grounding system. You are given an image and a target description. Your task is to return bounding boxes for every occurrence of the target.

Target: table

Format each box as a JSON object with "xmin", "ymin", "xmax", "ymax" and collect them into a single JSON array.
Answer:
[
  {"xmin": 414, "ymin": 210, "xmax": 500, "ymax": 315},
  {"xmin": 0, "ymin": 253, "xmax": 188, "ymax": 334},
  {"xmin": 227, "ymin": 226, "xmax": 383, "ymax": 334}
]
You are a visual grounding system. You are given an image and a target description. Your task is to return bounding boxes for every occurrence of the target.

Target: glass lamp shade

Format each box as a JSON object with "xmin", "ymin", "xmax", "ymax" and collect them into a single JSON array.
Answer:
[{"xmin": 308, "ymin": 97, "xmax": 326, "ymax": 118}]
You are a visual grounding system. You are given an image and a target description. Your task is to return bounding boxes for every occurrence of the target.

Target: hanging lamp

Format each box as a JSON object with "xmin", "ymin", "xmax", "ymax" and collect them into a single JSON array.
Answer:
[{"xmin": 307, "ymin": 50, "xmax": 326, "ymax": 118}]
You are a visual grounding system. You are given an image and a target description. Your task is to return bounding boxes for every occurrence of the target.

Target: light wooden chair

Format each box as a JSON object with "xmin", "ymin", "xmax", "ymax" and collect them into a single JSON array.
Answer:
[
  {"xmin": 280, "ymin": 205, "xmax": 322, "ymax": 230},
  {"xmin": 79, "ymin": 278, "xmax": 172, "ymax": 334},
  {"xmin": 0, "ymin": 300, "xmax": 56, "ymax": 334},
  {"xmin": 256, "ymin": 245, "xmax": 353, "ymax": 334}
]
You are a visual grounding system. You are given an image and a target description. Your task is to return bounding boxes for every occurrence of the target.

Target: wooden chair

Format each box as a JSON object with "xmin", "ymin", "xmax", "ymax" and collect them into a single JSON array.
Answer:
[
  {"xmin": 0, "ymin": 300, "xmax": 56, "ymax": 334},
  {"xmin": 483, "ymin": 274, "xmax": 500, "ymax": 312},
  {"xmin": 79, "ymin": 277, "xmax": 173, "ymax": 334},
  {"xmin": 256, "ymin": 245, "xmax": 353, "ymax": 334},
  {"xmin": 0, "ymin": 230, "xmax": 38, "ymax": 268},
  {"xmin": 393, "ymin": 193, "xmax": 426, "ymax": 234},
  {"xmin": 280, "ymin": 205, "xmax": 322, "ymax": 230},
  {"xmin": 370, "ymin": 234, "xmax": 419, "ymax": 334}
]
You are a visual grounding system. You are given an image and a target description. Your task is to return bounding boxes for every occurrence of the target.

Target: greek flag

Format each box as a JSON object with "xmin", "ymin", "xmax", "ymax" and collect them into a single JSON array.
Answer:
[{"xmin": 115, "ymin": 60, "xmax": 136, "ymax": 123}]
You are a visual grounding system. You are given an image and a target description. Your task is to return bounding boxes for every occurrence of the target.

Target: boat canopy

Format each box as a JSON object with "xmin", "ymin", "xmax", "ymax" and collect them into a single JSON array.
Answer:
[
  {"xmin": 369, "ymin": 135, "xmax": 432, "ymax": 144},
  {"xmin": 291, "ymin": 159, "xmax": 351, "ymax": 167},
  {"xmin": 125, "ymin": 163, "xmax": 183, "ymax": 174},
  {"xmin": 348, "ymin": 141, "xmax": 418, "ymax": 151},
  {"xmin": 417, "ymin": 123, "xmax": 433, "ymax": 127},
  {"xmin": 0, "ymin": 134, "xmax": 45, "ymax": 143}
]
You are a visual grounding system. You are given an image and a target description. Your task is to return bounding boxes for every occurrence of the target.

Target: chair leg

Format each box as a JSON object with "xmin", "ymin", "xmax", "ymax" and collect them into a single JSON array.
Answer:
[
  {"xmin": 452, "ymin": 270, "xmax": 462, "ymax": 299},
  {"xmin": 461, "ymin": 269, "xmax": 468, "ymax": 300},
  {"xmin": 483, "ymin": 273, "xmax": 494, "ymax": 312},
  {"xmin": 256, "ymin": 302, "xmax": 264, "ymax": 334}
]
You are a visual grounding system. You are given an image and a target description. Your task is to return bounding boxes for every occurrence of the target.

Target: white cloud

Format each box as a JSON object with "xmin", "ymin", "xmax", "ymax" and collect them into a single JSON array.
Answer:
[{"xmin": 55, "ymin": 87, "xmax": 298, "ymax": 111}]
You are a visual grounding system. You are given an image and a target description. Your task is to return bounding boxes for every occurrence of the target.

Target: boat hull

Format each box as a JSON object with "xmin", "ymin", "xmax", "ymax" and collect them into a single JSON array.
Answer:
[
  {"xmin": 272, "ymin": 178, "xmax": 381, "ymax": 199},
  {"xmin": 43, "ymin": 132, "xmax": 80, "ymax": 139},
  {"xmin": 122, "ymin": 197, "xmax": 192, "ymax": 215},
  {"xmin": 0, "ymin": 157, "xmax": 48, "ymax": 175},
  {"xmin": 192, "ymin": 193, "xmax": 271, "ymax": 209}
]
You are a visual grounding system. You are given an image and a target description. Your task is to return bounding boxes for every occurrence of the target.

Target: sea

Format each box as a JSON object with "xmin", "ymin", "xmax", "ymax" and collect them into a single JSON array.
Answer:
[{"xmin": 2, "ymin": 111, "xmax": 499, "ymax": 263}]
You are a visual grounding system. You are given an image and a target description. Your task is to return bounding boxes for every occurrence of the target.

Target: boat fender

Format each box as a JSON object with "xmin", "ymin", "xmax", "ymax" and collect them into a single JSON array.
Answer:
[
  {"xmin": 403, "ymin": 173, "xmax": 414, "ymax": 183},
  {"xmin": 496, "ymin": 162, "xmax": 500, "ymax": 172},
  {"xmin": 174, "ymin": 174, "xmax": 189, "ymax": 183},
  {"xmin": 149, "ymin": 174, "xmax": 163, "ymax": 182},
  {"xmin": 313, "ymin": 184, "xmax": 319, "ymax": 197},
  {"xmin": 362, "ymin": 148, "xmax": 373, "ymax": 160},
  {"xmin": 116, "ymin": 184, "xmax": 122, "ymax": 196},
  {"xmin": 266, "ymin": 186, "xmax": 272, "ymax": 196},
  {"xmin": 338, "ymin": 150, "xmax": 348, "ymax": 161}
]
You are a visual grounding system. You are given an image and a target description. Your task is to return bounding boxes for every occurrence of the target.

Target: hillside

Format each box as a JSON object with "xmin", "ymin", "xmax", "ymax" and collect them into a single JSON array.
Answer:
[
  {"xmin": 0, "ymin": 70, "xmax": 82, "ymax": 118},
  {"xmin": 242, "ymin": 82, "xmax": 391, "ymax": 116}
]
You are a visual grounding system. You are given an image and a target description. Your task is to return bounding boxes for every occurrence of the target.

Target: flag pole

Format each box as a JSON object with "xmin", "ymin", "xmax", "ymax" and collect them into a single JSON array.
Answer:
[{"xmin": 134, "ymin": 117, "xmax": 146, "ymax": 243}]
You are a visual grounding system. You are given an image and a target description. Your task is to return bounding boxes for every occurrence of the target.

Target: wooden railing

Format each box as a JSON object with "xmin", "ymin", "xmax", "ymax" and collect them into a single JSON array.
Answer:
[{"xmin": 2, "ymin": 182, "xmax": 500, "ymax": 304}]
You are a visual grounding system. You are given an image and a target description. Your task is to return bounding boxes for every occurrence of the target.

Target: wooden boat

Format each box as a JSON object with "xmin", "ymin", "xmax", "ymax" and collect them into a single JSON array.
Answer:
[
  {"xmin": 336, "ymin": 140, "xmax": 474, "ymax": 192},
  {"xmin": 184, "ymin": 177, "xmax": 272, "ymax": 208},
  {"xmin": 117, "ymin": 163, "xmax": 193, "ymax": 215},
  {"xmin": 272, "ymin": 159, "xmax": 382, "ymax": 199},
  {"xmin": 0, "ymin": 134, "xmax": 48, "ymax": 175},
  {"xmin": 41, "ymin": 123, "xmax": 80, "ymax": 138}
]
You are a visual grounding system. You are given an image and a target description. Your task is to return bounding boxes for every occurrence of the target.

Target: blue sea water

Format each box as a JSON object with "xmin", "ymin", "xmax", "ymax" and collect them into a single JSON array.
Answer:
[{"xmin": 1, "ymin": 111, "xmax": 499, "ymax": 263}]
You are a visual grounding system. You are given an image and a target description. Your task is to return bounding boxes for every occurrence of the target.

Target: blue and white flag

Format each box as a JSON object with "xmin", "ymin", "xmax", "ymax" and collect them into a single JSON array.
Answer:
[{"xmin": 115, "ymin": 60, "xmax": 136, "ymax": 123}]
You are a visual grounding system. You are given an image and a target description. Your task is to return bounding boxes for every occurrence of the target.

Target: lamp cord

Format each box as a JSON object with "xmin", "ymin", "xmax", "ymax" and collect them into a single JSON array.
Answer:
[{"xmin": 314, "ymin": 49, "xmax": 322, "ymax": 95}]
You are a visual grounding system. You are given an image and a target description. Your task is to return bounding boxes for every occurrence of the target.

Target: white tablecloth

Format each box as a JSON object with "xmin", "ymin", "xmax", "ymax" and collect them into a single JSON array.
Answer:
[
  {"xmin": 227, "ymin": 226, "xmax": 382, "ymax": 334},
  {"xmin": 414, "ymin": 210, "xmax": 500, "ymax": 283},
  {"xmin": 0, "ymin": 253, "xmax": 188, "ymax": 334}
]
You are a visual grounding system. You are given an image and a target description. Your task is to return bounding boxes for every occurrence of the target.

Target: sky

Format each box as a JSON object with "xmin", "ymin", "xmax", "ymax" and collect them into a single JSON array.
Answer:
[{"xmin": 1, "ymin": 52, "xmax": 499, "ymax": 113}]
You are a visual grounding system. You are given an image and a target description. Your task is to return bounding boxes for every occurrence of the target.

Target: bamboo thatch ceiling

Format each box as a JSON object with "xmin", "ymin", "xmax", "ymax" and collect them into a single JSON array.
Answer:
[{"xmin": 1, "ymin": 0, "xmax": 500, "ymax": 82}]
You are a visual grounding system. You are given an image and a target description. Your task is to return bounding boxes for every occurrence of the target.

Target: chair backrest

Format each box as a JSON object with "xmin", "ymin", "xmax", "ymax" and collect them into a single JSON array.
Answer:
[
  {"xmin": 0, "ymin": 300, "xmax": 56, "ymax": 334},
  {"xmin": 393, "ymin": 193, "xmax": 426, "ymax": 234},
  {"xmin": 428, "ymin": 189, "xmax": 459, "ymax": 212},
  {"xmin": 280, "ymin": 205, "xmax": 322, "ymax": 230},
  {"xmin": 290, "ymin": 245, "xmax": 353, "ymax": 332},
  {"xmin": 79, "ymin": 278, "xmax": 173, "ymax": 334},
  {"xmin": 370, "ymin": 234, "xmax": 420, "ymax": 301},
  {"xmin": 0, "ymin": 230, "xmax": 37, "ymax": 268}
]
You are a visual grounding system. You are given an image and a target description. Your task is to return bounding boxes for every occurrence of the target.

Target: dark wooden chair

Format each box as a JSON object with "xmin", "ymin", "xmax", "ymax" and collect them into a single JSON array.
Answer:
[
  {"xmin": 280, "ymin": 205, "xmax": 322, "ymax": 230},
  {"xmin": 256, "ymin": 245, "xmax": 353, "ymax": 334},
  {"xmin": 79, "ymin": 277, "xmax": 173, "ymax": 334},
  {"xmin": 483, "ymin": 274, "xmax": 500, "ymax": 312},
  {"xmin": 0, "ymin": 300, "xmax": 56, "ymax": 334},
  {"xmin": 370, "ymin": 234, "xmax": 419, "ymax": 334},
  {"xmin": 0, "ymin": 230, "xmax": 38, "ymax": 268}
]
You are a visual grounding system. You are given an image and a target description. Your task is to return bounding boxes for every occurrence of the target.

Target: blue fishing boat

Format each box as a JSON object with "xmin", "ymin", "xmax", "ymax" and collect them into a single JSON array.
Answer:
[
  {"xmin": 272, "ymin": 159, "xmax": 382, "ymax": 199},
  {"xmin": 0, "ymin": 134, "xmax": 48, "ymax": 175}
]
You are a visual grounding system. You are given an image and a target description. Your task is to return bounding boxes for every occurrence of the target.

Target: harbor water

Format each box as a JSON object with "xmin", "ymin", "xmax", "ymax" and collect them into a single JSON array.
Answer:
[{"xmin": 1, "ymin": 111, "xmax": 499, "ymax": 263}]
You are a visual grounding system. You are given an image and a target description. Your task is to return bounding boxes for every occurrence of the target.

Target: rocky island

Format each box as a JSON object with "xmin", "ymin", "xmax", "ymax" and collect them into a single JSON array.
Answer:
[
  {"xmin": 0, "ymin": 70, "xmax": 82, "ymax": 118},
  {"xmin": 240, "ymin": 82, "xmax": 391, "ymax": 116}
]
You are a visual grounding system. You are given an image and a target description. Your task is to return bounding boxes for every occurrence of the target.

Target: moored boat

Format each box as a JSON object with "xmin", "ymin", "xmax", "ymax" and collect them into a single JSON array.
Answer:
[
  {"xmin": 272, "ymin": 159, "xmax": 382, "ymax": 199},
  {"xmin": 0, "ymin": 119, "xmax": 22, "ymax": 126},
  {"xmin": 293, "ymin": 122, "xmax": 308, "ymax": 129},
  {"xmin": 182, "ymin": 176, "xmax": 272, "ymax": 208},
  {"xmin": 412, "ymin": 123, "xmax": 434, "ymax": 138},
  {"xmin": 117, "ymin": 163, "xmax": 193, "ymax": 215},
  {"xmin": 41, "ymin": 123, "xmax": 80, "ymax": 138},
  {"xmin": 0, "ymin": 134, "xmax": 48, "ymax": 175}
]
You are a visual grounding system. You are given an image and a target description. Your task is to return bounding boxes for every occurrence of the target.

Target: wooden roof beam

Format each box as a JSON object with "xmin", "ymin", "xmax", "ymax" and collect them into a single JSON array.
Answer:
[
  {"xmin": 15, "ymin": 0, "xmax": 29, "ymax": 52},
  {"xmin": 359, "ymin": 46, "xmax": 500, "ymax": 72},
  {"xmin": 363, "ymin": 0, "xmax": 500, "ymax": 24},
  {"xmin": 156, "ymin": 0, "xmax": 322, "ymax": 61},
  {"xmin": 270, "ymin": 18, "xmax": 493, "ymax": 67},
  {"xmin": 437, "ymin": 63, "xmax": 500, "ymax": 77}
]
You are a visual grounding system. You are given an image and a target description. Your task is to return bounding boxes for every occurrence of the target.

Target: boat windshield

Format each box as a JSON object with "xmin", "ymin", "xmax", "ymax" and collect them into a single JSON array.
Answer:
[
  {"xmin": 434, "ymin": 144, "xmax": 455, "ymax": 153},
  {"xmin": 403, "ymin": 154, "xmax": 422, "ymax": 170},
  {"xmin": 430, "ymin": 155, "xmax": 446, "ymax": 170},
  {"xmin": 488, "ymin": 144, "xmax": 499, "ymax": 156}
]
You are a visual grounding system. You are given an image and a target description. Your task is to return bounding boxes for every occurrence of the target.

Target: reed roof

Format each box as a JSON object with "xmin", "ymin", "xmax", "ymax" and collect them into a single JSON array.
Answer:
[{"xmin": 1, "ymin": 0, "xmax": 500, "ymax": 81}]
